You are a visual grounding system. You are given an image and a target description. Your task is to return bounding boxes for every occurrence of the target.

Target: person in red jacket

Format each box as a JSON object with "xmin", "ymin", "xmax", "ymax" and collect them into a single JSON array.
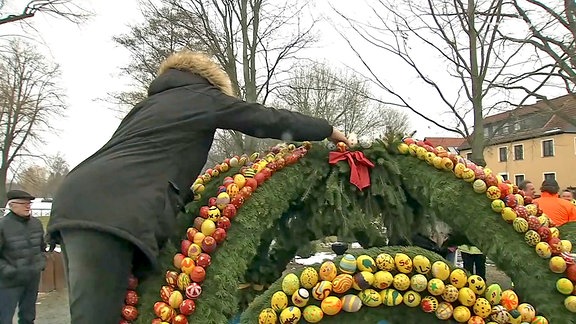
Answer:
[{"xmin": 534, "ymin": 179, "xmax": 576, "ymax": 227}]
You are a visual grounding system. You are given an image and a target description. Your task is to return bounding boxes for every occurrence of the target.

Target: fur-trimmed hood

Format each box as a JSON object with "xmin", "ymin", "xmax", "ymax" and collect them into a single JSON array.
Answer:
[{"xmin": 155, "ymin": 50, "xmax": 235, "ymax": 97}]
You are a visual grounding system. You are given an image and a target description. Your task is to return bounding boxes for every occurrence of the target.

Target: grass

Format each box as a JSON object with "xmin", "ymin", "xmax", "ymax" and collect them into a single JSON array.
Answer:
[{"xmin": 38, "ymin": 216, "xmax": 50, "ymax": 231}]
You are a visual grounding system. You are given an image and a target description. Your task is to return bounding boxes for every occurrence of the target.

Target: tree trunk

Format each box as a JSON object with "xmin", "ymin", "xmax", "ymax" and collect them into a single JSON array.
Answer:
[
  {"xmin": 0, "ymin": 167, "xmax": 9, "ymax": 207},
  {"xmin": 468, "ymin": 0, "xmax": 486, "ymax": 166}
]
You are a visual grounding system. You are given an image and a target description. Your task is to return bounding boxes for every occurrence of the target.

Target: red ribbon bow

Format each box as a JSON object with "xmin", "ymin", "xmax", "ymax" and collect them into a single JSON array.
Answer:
[{"xmin": 329, "ymin": 150, "xmax": 375, "ymax": 190}]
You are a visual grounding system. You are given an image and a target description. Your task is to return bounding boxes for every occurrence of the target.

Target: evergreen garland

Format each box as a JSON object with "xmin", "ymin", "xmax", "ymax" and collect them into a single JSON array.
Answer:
[{"xmin": 134, "ymin": 140, "xmax": 576, "ymax": 323}]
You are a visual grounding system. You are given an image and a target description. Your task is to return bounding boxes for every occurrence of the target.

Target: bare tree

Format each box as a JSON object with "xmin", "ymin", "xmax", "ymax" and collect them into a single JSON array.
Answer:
[
  {"xmin": 0, "ymin": 39, "xmax": 66, "ymax": 205},
  {"xmin": 142, "ymin": 0, "xmax": 318, "ymax": 155},
  {"xmin": 0, "ymin": 0, "xmax": 89, "ymax": 25},
  {"xmin": 499, "ymin": 0, "xmax": 576, "ymax": 126},
  {"xmin": 44, "ymin": 152, "xmax": 68, "ymax": 197},
  {"xmin": 333, "ymin": 0, "xmax": 528, "ymax": 166},
  {"xmin": 16, "ymin": 164, "xmax": 47, "ymax": 196},
  {"xmin": 109, "ymin": 4, "xmax": 206, "ymax": 111},
  {"xmin": 276, "ymin": 62, "xmax": 409, "ymax": 137}
]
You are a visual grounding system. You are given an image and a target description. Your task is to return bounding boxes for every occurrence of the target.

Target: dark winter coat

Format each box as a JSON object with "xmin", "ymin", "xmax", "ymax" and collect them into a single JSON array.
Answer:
[
  {"xmin": 47, "ymin": 63, "xmax": 333, "ymax": 275},
  {"xmin": 0, "ymin": 212, "xmax": 46, "ymax": 288}
]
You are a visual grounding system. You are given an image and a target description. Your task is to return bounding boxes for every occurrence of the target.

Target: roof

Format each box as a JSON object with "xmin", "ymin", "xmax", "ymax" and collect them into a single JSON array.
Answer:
[
  {"xmin": 459, "ymin": 94, "xmax": 576, "ymax": 150},
  {"xmin": 423, "ymin": 137, "xmax": 466, "ymax": 148}
]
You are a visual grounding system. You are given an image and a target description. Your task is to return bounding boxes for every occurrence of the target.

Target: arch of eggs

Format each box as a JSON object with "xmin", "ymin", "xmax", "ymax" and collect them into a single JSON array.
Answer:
[
  {"xmin": 259, "ymin": 253, "xmax": 549, "ymax": 324},
  {"xmin": 397, "ymin": 139, "xmax": 576, "ymax": 312}
]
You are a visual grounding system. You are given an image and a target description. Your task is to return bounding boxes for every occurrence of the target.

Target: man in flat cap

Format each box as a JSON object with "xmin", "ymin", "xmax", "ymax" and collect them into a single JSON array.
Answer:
[{"xmin": 0, "ymin": 190, "xmax": 46, "ymax": 324}]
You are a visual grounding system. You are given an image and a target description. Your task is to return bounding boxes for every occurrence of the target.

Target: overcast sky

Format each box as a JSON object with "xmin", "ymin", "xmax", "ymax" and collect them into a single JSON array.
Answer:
[{"xmin": 1, "ymin": 0, "xmax": 551, "ymax": 170}]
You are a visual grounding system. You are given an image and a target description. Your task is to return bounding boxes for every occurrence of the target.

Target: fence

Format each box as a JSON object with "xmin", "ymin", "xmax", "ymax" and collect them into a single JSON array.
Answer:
[{"xmin": 39, "ymin": 251, "xmax": 66, "ymax": 293}]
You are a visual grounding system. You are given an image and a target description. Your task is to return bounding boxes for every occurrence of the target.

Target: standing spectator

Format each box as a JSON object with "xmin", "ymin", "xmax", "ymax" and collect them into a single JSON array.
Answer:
[
  {"xmin": 458, "ymin": 244, "xmax": 486, "ymax": 278},
  {"xmin": 0, "ymin": 190, "xmax": 46, "ymax": 324},
  {"xmin": 560, "ymin": 189, "xmax": 576, "ymax": 205},
  {"xmin": 519, "ymin": 180, "xmax": 536, "ymax": 198},
  {"xmin": 534, "ymin": 179, "xmax": 576, "ymax": 226}
]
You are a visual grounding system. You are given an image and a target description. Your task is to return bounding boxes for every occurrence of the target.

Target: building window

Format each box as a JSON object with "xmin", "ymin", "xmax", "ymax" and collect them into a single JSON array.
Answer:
[
  {"xmin": 466, "ymin": 152, "xmax": 472, "ymax": 160},
  {"xmin": 513, "ymin": 144, "xmax": 524, "ymax": 160},
  {"xmin": 515, "ymin": 174, "xmax": 525, "ymax": 185},
  {"xmin": 499, "ymin": 173, "xmax": 509, "ymax": 181},
  {"xmin": 542, "ymin": 139, "xmax": 554, "ymax": 157},
  {"xmin": 543, "ymin": 172, "xmax": 556, "ymax": 181},
  {"xmin": 499, "ymin": 147, "xmax": 508, "ymax": 162}
]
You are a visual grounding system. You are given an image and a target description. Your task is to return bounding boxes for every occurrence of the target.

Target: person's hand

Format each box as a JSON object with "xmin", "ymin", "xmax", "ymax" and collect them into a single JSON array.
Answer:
[{"xmin": 328, "ymin": 128, "xmax": 352, "ymax": 147}]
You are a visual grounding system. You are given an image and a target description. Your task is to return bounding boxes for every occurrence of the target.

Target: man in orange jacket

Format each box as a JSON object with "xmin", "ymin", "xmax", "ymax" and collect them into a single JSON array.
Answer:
[{"xmin": 534, "ymin": 179, "xmax": 576, "ymax": 227}]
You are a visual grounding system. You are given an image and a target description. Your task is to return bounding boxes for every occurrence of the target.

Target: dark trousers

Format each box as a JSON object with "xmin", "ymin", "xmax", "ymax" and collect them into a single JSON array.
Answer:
[
  {"xmin": 60, "ymin": 229, "xmax": 134, "ymax": 324},
  {"xmin": 0, "ymin": 274, "xmax": 40, "ymax": 324},
  {"xmin": 461, "ymin": 252, "xmax": 486, "ymax": 279}
]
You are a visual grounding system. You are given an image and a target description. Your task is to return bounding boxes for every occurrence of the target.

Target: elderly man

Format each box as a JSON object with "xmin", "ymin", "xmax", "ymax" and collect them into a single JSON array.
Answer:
[{"xmin": 0, "ymin": 190, "xmax": 46, "ymax": 324}]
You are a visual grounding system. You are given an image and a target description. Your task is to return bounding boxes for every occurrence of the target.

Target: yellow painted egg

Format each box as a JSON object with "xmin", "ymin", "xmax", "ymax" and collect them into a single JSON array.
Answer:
[
  {"xmin": 271, "ymin": 291, "xmax": 289, "ymax": 313},
  {"xmin": 484, "ymin": 284, "xmax": 502, "ymax": 306},
  {"xmin": 560, "ymin": 239, "xmax": 572, "ymax": 253},
  {"xmin": 300, "ymin": 267, "xmax": 319, "ymax": 289},
  {"xmin": 215, "ymin": 192, "xmax": 230, "ymax": 210},
  {"xmin": 394, "ymin": 253, "xmax": 413, "ymax": 273},
  {"xmin": 516, "ymin": 303, "xmax": 535, "ymax": 321},
  {"xmin": 435, "ymin": 301, "xmax": 454, "ymax": 320},
  {"xmin": 311, "ymin": 280, "xmax": 333, "ymax": 300},
  {"xmin": 473, "ymin": 179, "xmax": 487, "ymax": 193},
  {"xmin": 379, "ymin": 288, "xmax": 403, "ymax": 306},
  {"xmin": 281, "ymin": 273, "xmax": 300, "ymax": 296},
  {"xmin": 338, "ymin": 254, "xmax": 357, "ymax": 274},
  {"xmin": 467, "ymin": 315, "xmax": 485, "ymax": 324},
  {"xmin": 535, "ymin": 242, "xmax": 552, "ymax": 258},
  {"xmin": 431, "ymin": 261, "xmax": 451, "ymax": 280},
  {"xmin": 458, "ymin": 287, "xmax": 477, "ymax": 307},
  {"xmin": 441, "ymin": 284, "xmax": 459, "ymax": 302},
  {"xmin": 486, "ymin": 186, "xmax": 501, "ymax": 200},
  {"xmin": 524, "ymin": 230, "xmax": 541, "ymax": 246},
  {"xmin": 279, "ymin": 306, "xmax": 301, "ymax": 324},
  {"xmin": 352, "ymin": 271, "xmax": 374, "ymax": 291},
  {"xmin": 564, "ymin": 295, "xmax": 576, "ymax": 313},
  {"xmin": 291, "ymin": 288, "xmax": 309, "ymax": 308},
  {"xmin": 473, "ymin": 297, "xmax": 492, "ymax": 318},
  {"xmin": 557, "ymin": 277, "xmax": 575, "ymax": 295},
  {"xmin": 538, "ymin": 215, "xmax": 550, "ymax": 227},
  {"xmin": 468, "ymin": 275, "xmax": 486, "ymax": 295},
  {"xmin": 500, "ymin": 289, "xmax": 518, "ymax": 311},
  {"xmin": 453, "ymin": 305, "xmax": 472, "ymax": 322},
  {"xmin": 392, "ymin": 273, "xmax": 411, "ymax": 291},
  {"xmin": 410, "ymin": 273, "xmax": 428, "ymax": 292},
  {"xmin": 302, "ymin": 305, "xmax": 323, "ymax": 323},
  {"xmin": 403, "ymin": 290, "xmax": 421, "ymax": 307},
  {"xmin": 356, "ymin": 255, "xmax": 377, "ymax": 272},
  {"xmin": 420, "ymin": 295, "xmax": 439, "ymax": 313},
  {"xmin": 550, "ymin": 226, "xmax": 560, "ymax": 238},
  {"xmin": 358, "ymin": 288, "xmax": 382, "ymax": 307},
  {"xmin": 531, "ymin": 315, "xmax": 549, "ymax": 324},
  {"xmin": 320, "ymin": 296, "xmax": 342, "ymax": 315},
  {"xmin": 491, "ymin": 305, "xmax": 510, "ymax": 323},
  {"xmin": 341, "ymin": 294, "xmax": 363, "ymax": 313},
  {"xmin": 207, "ymin": 206, "xmax": 221, "ymax": 222},
  {"xmin": 508, "ymin": 309, "xmax": 522, "ymax": 324},
  {"xmin": 427, "ymin": 278, "xmax": 445, "ymax": 296},
  {"xmin": 375, "ymin": 253, "xmax": 395, "ymax": 271},
  {"xmin": 258, "ymin": 308, "xmax": 278, "ymax": 324},
  {"xmin": 372, "ymin": 271, "xmax": 394, "ymax": 289},
  {"xmin": 501, "ymin": 207, "xmax": 517, "ymax": 223},
  {"xmin": 319, "ymin": 261, "xmax": 338, "ymax": 281},
  {"xmin": 450, "ymin": 268, "xmax": 468, "ymax": 289},
  {"xmin": 549, "ymin": 255, "xmax": 567, "ymax": 273},
  {"xmin": 454, "ymin": 162, "xmax": 466, "ymax": 178},
  {"xmin": 491, "ymin": 199, "xmax": 506, "ymax": 213},
  {"xmin": 331, "ymin": 274, "xmax": 353, "ymax": 294},
  {"xmin": 525, "ymin": 204, "xmax": 537, "ymax": 216},
  {"xmin": 412, "ymin": 255, "xmax": 431, "ymax": 274},
  {"xmin": 512, "ymin": 217, "xmax": 529, "ymax": 233},
  {"xmin": 515, "ymin": 194, "xmax": 524, "ymax": 206}
]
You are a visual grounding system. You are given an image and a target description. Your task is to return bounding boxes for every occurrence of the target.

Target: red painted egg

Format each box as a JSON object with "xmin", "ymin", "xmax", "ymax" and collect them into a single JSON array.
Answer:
[
  {"xmin": 121, "ymin": 305, "xmax": 138, "ymax": 321},
  {"xmin": 179, "ymin": 298, "xmax": 196, "ymax": 316},
  {"xmin": 185, "ymin": 282, "xmax": 202, "ymax": 299},
  {"xmin": 125, "ymin": 290, "xmax": 139, "ymax": 306}
]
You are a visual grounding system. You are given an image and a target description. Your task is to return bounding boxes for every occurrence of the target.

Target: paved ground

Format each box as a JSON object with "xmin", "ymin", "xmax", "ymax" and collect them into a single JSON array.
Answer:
[{"xmin": 13, "ymin": 290, "xmax": 70, "ymax": 324}]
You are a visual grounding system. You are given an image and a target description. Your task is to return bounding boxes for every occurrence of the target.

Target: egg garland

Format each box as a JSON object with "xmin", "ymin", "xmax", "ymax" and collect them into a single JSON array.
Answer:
[
  {"xmin": 119, "ymin": 273, "xmax": 140, "ymax": 323},
  {"xmin": 258, "ymin": 253, "xmax": 548, "ymax": 323},
  {"xmin": 398, "ymin": 138, "xmax": 576, "ymax": 313},
  {"xmin": 150, "ymin": 143, "xmax": 311, "ymax": 323}
]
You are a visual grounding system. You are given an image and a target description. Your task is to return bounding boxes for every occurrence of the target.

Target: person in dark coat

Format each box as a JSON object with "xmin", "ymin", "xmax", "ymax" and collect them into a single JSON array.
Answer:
[
  {"xmin": 47, "ymin": 50, "xmax": 350, "ymax": 323},
  {"xmin": 0, "ymin": 189, "xmax": 46, "ymax": 324}
]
